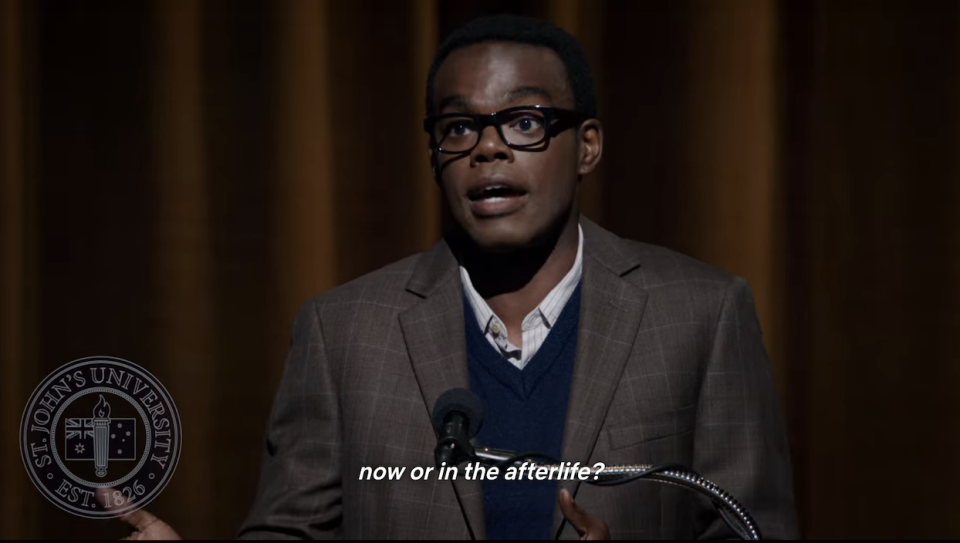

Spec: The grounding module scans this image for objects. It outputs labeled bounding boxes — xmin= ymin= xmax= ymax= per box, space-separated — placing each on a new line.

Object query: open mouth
xmin=467 ymin=184 xmax=528 ymax=203
xmin=466 ymin=183 xmax=529 ymax=217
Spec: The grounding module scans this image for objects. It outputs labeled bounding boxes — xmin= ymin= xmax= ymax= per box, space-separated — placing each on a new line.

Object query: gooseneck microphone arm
xmin=473 ymin=447 xmax=761 ymax=541
xmin=432 ymin=389 xmax=762 ymax=541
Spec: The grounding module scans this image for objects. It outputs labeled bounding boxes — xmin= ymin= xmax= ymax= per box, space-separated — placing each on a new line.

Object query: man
xmin=122 ymin=14 xmax=798 ymax=540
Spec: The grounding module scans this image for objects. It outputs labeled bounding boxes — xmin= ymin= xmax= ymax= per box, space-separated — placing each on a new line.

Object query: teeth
xmin=469 ymin=184 xmax=524 ymax=201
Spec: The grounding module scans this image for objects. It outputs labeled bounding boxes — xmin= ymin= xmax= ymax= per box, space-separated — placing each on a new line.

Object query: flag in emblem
xmin=64 ymin=418 xmax=137 ymax=461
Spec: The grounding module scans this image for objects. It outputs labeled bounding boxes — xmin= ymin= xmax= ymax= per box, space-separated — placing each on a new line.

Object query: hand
xmin=559 ymin=488 xmax=610 ymax=540
xmin=117 ymin=509 xmax=182 ymax=541
xmin=96 ymin=488 xmax=181 ymax=540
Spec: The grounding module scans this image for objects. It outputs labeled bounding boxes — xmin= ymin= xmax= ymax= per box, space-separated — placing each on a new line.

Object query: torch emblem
xmin=93 ymin=395 xmax=111 ymax=477
xmin=63 ymin=394 xmax=137 ymax=477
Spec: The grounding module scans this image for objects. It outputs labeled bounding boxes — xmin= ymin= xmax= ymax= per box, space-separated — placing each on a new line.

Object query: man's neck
xmin=458 ymin=212 xmax=580 ymax=343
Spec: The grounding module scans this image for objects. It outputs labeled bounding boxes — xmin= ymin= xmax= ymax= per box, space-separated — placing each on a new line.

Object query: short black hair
xmin=425 ymin=14 xmax=597 ymax=118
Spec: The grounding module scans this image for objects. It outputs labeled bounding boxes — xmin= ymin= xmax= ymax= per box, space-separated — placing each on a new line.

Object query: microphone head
xmin=432 ymin=388 xmax=484 ymax=439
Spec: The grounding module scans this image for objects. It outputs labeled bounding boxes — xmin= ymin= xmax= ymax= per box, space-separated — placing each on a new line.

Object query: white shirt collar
xmin=460 ymin=224 xmax=583 ymax=350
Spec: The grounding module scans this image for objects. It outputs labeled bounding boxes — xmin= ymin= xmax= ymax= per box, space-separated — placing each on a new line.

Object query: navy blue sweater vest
xmin=463 ymin=283 xmax=581 ymax=540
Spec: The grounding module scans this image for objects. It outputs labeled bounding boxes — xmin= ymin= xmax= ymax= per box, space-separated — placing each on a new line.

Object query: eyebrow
xmin=438 ymin=95 xmax=470 ymax=112
xmin=436 ymin=86 xmax=554 ymax=113
xmin=504 ymin=86 xmax=553 ymax=103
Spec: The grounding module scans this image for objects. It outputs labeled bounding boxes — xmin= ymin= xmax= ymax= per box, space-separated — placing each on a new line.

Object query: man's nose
xmin=471 ymin=125 xmax=513 ymax=164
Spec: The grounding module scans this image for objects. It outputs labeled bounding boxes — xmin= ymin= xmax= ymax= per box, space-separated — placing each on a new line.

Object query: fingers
xmin=558 ymin=488 xmax=587 ymax=539
xmin=119 ymin=508 xmax=161 ymax=533
xmin=558 ymin=488 xmax=611 ymax=541
xmin=96 ymin=486 xmax=162 ymax=540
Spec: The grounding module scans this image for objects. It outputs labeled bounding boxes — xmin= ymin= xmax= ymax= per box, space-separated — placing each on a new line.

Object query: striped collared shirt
xmin=460 ymin=224 xmax=583 ymax=371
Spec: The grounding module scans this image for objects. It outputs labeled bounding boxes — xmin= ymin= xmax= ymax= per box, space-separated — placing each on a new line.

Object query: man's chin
xmin=464 ymin=222 xmax=537 ymax=254
xmin=449 ymin=205 xmax=575 ymax=256
xmin=469 ymin=234 xmax=534 ymax=254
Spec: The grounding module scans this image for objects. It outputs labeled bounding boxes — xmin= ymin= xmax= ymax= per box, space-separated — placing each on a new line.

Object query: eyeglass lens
xmin=434 ymin=109 xmax=547 ymax=152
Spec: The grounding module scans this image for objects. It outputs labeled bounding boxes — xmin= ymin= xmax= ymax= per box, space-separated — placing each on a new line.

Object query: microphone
xmin=431 ymin=388 xmax=484 ymax=469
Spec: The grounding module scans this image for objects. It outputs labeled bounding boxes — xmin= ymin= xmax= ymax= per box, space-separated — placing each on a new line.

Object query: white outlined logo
xmin=20 ymin=357 xmax=181 ymax=519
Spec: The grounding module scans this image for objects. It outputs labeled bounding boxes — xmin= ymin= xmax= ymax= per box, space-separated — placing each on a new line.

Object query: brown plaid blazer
xmin=237 ymin=217 xmax=799 ymax=540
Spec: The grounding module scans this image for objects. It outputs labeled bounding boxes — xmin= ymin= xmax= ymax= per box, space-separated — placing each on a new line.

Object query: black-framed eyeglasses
xmin=423 ymin=105 xmax=589 ymax=154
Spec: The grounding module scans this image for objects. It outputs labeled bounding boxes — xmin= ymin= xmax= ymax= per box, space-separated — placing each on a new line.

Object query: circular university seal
xmin=20 ymin=356 xmax=182 ymax=519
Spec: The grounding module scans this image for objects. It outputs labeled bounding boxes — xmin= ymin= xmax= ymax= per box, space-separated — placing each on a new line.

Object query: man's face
xmin=430 ymin=42 xmax=595 ymax=251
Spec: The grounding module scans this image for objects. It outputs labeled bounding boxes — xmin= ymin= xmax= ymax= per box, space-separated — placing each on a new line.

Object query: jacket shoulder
xmin=613 ymin=237 xmax=758 ymax=331
xmin=308 ymin=252 xmax=423 ymax=310
xmin=582 ymin=217 xmax=741 ymax=292
xmin=619 ymin=237 xmax=740 ymax=292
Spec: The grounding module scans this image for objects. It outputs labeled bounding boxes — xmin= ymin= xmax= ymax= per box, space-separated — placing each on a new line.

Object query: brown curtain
xmin=2 ymin=0 xmax=959 ymax=538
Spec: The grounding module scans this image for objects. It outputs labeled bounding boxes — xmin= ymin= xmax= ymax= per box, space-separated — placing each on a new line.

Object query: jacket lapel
xmin=554 ymin=218 xmax=648 ymax=535
xmin=399 ymin=240 xmax=486 ymax=540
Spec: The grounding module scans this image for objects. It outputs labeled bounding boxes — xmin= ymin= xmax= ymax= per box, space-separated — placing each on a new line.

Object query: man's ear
xmin=577 ymin=119 xmax=603 ymax=176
